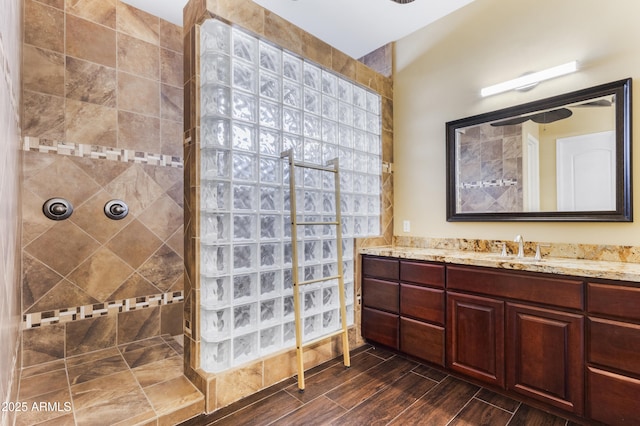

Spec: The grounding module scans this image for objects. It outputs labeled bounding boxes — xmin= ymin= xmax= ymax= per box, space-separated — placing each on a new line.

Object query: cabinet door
xmin=362 ymin=307 xmax=399 ymax=349
xmin=506 ymin=303 xmax=584 ymax=416
xmin=447 ymin=292 xmax=505 ymax=387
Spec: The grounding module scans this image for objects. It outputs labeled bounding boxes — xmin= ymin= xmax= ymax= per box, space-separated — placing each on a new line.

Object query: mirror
xmin=446 ymin=78 xmax=632 ymax=222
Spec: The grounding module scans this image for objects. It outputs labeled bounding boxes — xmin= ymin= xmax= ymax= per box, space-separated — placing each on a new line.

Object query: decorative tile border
xmin=23 ymin=291 xmax=185 ymax=329
xmin=23 ymin=136 xmax=184 ymax=168
xmin=460 ymin=178 xmax=517 ymax=189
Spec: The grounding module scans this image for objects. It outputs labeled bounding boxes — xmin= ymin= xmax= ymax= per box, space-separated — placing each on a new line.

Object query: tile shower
xmin=197 ymin=19 xmax=383 ymax=373
xmin=20 ymin=0 xmax=185 ymax=368
xmin=13 ymin=1 xmax=202 ymax=423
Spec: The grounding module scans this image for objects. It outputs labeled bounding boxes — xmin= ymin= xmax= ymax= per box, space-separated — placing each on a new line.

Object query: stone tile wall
xmin=456 ymin=123 xmax=523 ymax=213
xmin=0 ymin=0 xmax=23 ymax=424
xmin=21 ymin=0 xmax=185 ymax=366
xmin=23 ymin=0 xmax=183 ymax=157
xmin=359 ymin=43 xmax=393 ymax=78
xmin=182 ymin=0 xmax=394 ymax=413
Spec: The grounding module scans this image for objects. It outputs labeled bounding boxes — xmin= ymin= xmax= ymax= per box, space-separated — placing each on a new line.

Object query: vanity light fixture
xmin=480 ymin=61 xmax=579 ymax=97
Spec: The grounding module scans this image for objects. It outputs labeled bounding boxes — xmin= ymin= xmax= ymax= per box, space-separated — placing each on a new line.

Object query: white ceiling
xmin=122 ymin=0 xmax=475 ymax=58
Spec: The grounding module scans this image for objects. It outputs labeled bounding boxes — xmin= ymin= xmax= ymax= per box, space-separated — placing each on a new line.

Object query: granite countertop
xmin=360 ymin=246 xmax=640 ymax=283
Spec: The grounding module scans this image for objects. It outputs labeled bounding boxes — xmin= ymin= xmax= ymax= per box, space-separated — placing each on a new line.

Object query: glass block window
xmin=199 ymin=19 xmax=382 ymax=373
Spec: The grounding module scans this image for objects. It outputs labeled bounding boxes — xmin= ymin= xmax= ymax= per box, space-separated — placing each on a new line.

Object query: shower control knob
xmin=110 ymin=204 xmax=126 ymax=215
xmin=43 ymin=198 xmax=73 ymax=220
xmin=51 ymin=203 xmax=67 ymax=215
xmin=104 ymin=200 xmax=129 ymax=220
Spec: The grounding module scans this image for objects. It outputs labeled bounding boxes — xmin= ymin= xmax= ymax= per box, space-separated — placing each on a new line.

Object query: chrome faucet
xmin=514 ymin=235 xmax=524 ymax=258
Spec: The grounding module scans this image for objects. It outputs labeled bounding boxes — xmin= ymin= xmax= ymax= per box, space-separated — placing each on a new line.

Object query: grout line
xmin=409 ymin=367 xmax=446 ymax=383
xmin=443 ymin=387 xmax=483 ymax=426
xmin=505 ymin=402 xmax=523 ymax=425
xmin=63 ymin=358 xmax=77 ymax=425
xmin=385 ymin=373 xmax=441 ymax=425
xmin=473 ymin=395 xmax=519 ymax=415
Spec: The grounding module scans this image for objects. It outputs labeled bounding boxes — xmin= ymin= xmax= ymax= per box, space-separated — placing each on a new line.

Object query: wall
xmin=21 ymin=0 xmax=184 ymax=366
xmin=394 ymin=0 xmax=640 ymax=245
xmin=0 ymin=0 xmax=23 ymax=422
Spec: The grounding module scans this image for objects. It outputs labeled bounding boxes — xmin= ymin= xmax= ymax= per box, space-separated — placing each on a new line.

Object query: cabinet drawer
xmin=588 ymin=366 xmax=640 ymax=425
xmin=400 ymin=317 xmax=445 ymax=366
xmin=362 ymin=278 xmax=399 ymax=313
xmin=447 ymin=265 xmax=584 ymax=310
xmin=362 ymin=256 xmax=399 ymax=280
xmin=400 ymin=261 xmax=445 ymax=288
xmin=362 ymin=307 xmax=398 ymax=349
xmin=589 ymin=317 xmax=640 ymax=376
xmin=400 ymin=284 xmax=444 ymax=325
xmin=588 ymin=283 xmax=640 ymax=322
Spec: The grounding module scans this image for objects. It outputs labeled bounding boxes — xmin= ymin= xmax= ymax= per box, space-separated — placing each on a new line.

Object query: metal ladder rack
xmin=280 ymin=148 xmax=351 ymax=392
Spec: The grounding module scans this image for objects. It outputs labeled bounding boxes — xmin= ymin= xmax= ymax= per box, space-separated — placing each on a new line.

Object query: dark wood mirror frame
xmin=446 ymin=78 xmax=632 ymax=222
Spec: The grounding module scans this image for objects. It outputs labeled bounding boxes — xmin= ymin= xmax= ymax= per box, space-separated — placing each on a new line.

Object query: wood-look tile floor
xmin=15 ymin=334 xmax=203 ymax=426
xmin=181 ymin=345 xmax=580 ymax=426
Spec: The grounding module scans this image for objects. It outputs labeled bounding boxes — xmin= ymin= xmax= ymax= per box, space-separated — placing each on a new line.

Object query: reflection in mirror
xmin=446 ymin=79 xmax=632 ymax=222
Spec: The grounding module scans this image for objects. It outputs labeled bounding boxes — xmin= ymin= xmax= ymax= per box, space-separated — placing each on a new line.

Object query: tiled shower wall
xmin=0 ymin=0 xmax=23 ymax=423
xmin=21 ymin=0 xmax=185 ymax=366
xmin=456 ymin=123 xmax=523 ymax=213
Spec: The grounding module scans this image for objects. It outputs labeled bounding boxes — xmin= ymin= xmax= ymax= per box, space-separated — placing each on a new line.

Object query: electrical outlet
xmin=403 ymin=220 xmax=410 ymax=232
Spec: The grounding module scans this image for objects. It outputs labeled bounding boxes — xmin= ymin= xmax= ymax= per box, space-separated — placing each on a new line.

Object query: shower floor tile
xmin=15 ymin=334 xmax=203 ymax=426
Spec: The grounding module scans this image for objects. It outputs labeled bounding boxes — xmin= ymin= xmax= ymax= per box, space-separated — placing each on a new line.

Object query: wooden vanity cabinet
xmin=447 ymin=265 xmax=585 ymax=416
xmin=587 ymin=282 xmax=640 ymax=425
xmin=359 ymin=255 xmax=627 ymax=420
